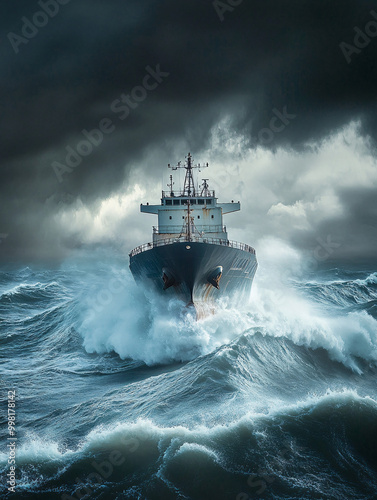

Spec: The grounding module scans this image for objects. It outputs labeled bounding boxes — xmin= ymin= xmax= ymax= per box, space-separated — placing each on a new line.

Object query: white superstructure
xmin=140 ymin=153 xmax=240 ymax=244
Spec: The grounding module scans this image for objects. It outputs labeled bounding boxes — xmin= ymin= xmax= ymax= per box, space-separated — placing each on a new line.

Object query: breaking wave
xmin=1 ymin=259 xmax=377 ymax=499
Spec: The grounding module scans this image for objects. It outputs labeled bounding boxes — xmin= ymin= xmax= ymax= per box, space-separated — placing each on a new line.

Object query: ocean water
xmin=1 ymin=253 xmax=377 ymax=499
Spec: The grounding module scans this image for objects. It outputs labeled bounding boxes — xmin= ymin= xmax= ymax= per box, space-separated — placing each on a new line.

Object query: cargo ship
xmin=129 ymin=153 xmax=257 ymax=316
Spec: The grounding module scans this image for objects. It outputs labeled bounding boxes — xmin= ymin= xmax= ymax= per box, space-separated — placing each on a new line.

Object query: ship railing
xmin=161 ymin=190 xmax=216 ymax=198
xmin=153 ymin=225 xmax=226 ymax=234
xmin=129 ymin=237 xmax=256 ymax=257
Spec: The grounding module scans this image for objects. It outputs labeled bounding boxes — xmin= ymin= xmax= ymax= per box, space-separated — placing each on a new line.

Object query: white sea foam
xmin=1 ymin=390 xmax=375 ymax=470
xmin=0 ymin=281 xmax=61 ymax=300
xmin=354 ymin=272 xmax=377 ymax=286
xmin=78 ymin=244 xmax=377 ymax=370
xmin=0 ymin=437 xmax=73 ymax=466
xmin=79 ymin=269 xmax=252 ymax=365
xmin=247 ymin=241 xmax=377 ymax=372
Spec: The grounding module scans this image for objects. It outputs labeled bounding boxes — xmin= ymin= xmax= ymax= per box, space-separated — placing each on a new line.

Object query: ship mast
xmin=179 ymin=199 xmax=195 ymax=241
xmin=169 ymin=152 xmax=208 ymax=197
xmin=187 ymin=200 xmax=191 ymax=241
xmin=167 ymin=174 xmax=174 ymax=197
xmin=200 ymin=178 xmax=211 ymax=197
xmin=183 ymin=153 xmax=195 ymax=196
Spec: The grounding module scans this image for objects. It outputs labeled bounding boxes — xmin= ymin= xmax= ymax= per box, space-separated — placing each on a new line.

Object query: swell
xmin=2 ymin=332 xmax=376 ymax=470
xmin=1 ymin=392 xmax=376 ymax=500
xmin=1 ymin=265 xmax=377 ymax=499
xmin=0 ymin=301 xmax=79 ymax=356
xmin=0 ymin=282 xmax=64 ymax=304
xmin=297 ymin=272 xmax=377 ymax=309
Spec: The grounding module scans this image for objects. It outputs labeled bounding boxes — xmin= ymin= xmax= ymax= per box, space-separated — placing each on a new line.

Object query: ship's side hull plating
xmin=129 ymin=241 xmax=257 ymax=308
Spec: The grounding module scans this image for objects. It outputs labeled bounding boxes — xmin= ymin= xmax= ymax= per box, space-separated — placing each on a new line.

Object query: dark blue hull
xmin=129 ymin=241 xmax=257 ymax=309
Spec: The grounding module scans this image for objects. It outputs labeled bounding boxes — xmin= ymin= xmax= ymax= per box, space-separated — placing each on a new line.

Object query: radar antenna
xmin=167 ymin=174 xmax=174 ymax=197
xmin=200 ymin=179 xmax=211 ymax=197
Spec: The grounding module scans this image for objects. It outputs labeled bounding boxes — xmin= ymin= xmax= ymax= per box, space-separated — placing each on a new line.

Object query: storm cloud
xmin=0 ymin=0 xmax=376 ymax=262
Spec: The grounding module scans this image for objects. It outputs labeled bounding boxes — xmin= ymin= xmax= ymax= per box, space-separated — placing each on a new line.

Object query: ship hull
xmin=129 ymin=241 xmax=257 ymax=312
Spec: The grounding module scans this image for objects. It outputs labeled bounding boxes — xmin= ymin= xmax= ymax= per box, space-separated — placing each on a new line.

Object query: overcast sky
xmin=1 ymin=0 xmax=377 ymax=264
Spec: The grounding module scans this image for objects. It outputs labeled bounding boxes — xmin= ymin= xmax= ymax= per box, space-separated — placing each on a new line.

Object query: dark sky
xmin=1 ymin=0 xmax=377 ymax=263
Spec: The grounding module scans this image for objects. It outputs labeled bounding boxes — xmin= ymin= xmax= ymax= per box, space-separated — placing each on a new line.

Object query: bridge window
xmin=165 ymin=199 xmax=172 ymax=205
xmin=191 ymin=199 xmax=196 ymax=204
xmin=206 ymin=199 xmax=212 ymax=204
xmin=198 ymin=199 xmax=205 ymax=205
xmin=173 ymin=199 xmax=180 ymax=205
xmin=181 ymin=199 xmax=188 ymax=205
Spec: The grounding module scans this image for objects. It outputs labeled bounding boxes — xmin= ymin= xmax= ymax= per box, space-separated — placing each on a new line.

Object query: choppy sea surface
xmin=1 ymin=254 xmax=377 ymax=499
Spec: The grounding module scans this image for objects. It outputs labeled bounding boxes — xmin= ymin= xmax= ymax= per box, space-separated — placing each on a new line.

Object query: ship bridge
xmin=140 ymin=153 xmax=240 ymax=244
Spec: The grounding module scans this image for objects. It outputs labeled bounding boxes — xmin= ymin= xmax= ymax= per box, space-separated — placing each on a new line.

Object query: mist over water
xmin=1 ymin=247 xmax=377 ymax=499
